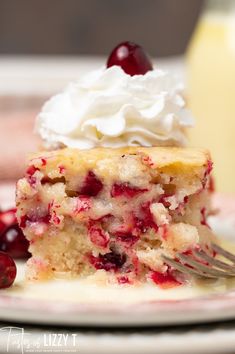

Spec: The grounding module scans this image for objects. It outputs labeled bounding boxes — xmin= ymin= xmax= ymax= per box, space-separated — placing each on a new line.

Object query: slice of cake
xmin=16 ymin=146 xmax=215 ymax=285
xmin=15 ymin=42 xmax=217 ymax=288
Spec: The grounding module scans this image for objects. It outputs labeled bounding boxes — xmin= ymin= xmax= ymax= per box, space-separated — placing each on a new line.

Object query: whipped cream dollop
xmin=36 ymin=66 xmax=193 ymax=149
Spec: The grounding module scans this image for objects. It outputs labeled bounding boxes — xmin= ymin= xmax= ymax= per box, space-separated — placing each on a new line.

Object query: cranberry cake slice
xmin=16 ymin=147 xmax=215 ymax=285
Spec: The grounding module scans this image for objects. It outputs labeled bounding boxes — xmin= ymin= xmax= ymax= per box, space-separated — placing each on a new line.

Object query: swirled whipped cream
xmin=36 ymin=66 xmax=193 ymax=149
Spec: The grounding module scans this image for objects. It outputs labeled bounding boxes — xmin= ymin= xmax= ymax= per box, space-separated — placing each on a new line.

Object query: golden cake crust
xmin=28 ymin=147 xmax=210 ymax=176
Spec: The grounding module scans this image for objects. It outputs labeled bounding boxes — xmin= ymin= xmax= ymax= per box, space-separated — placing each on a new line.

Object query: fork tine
xmin=178 ymin=253 xmax=234 ymax=278
xmin=162 ymin=255 xmax=218 ymax=279
xmin=193 ymin=249 xmax=235 ymax=273
xmin=211 ymin=243 xmax=235 ymax=264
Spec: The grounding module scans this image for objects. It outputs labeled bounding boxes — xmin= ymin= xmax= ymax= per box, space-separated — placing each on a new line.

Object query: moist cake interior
xmin=16 ymin=147 xmax=215 ymax=286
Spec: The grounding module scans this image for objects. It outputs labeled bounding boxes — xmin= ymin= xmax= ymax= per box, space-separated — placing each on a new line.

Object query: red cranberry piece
xmin=134 ymin=202 xmax=158 ymax=233
xmin=107 ymin=41 xmax=153 ymax=76
xmin=38 ymin=214 xmax=51 ymax=224
xmin=26 ymin=165 xmax=39 ymax=176
xmin=41 ymin=158 xmax=47 ymax=166
xmin=158 ymin=189 xmax=175 ymax=208
xmin=19 ymin=213 xmax=50 ymax=228
xmin=74 ymin=196 xmax=91 ymax=214
xmin=158 ymin=195 xmax=171 ymax=208
xmin=117 ymin=275 xmax=131 ymax=284
xmin=26 ymin=169 xmax=39 ymax=187
xmin=0 ymin=251 xmax=17 ymax=288
xmin=206 ymin=160 xmax=213 ymax=175
xmin=142 ymin=155 xmax=154 ymax=167
xmin=151 ymin=270 xmax=182 ymax=289
xmin=200 ymin=207 xmax=211 ymax=228
xmin=202 ymin=160 xmax=214 ymax=189
xmin=19 ymin=215 xmax=28 ymax=228
xmin=0 ymin=223 xmax=30 ymax=259
xmin=88 ymin=225 xmax=109 ymax=248
xmin=116 ymin=233 xmax=139 ymax=247
xmin=80 ymin=171 xmax=103 ymax=197
xmin=111 ymin=183 xmax=147 ymax=198
xmin=200 ymin=207 xmax=207 ymax=226
xmin=58 ymin=165 xmax=65 ymax=174
xmin=89 ymin=251 xmax=126 ymax=271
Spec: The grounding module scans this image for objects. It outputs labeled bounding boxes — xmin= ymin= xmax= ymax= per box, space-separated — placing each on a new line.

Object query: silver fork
xmin=163 ymin=243 xmax=235 ymax=279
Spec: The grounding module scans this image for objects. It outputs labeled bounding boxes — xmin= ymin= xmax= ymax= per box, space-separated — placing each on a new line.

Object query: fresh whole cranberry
xmin=107 ymin=41 xmax=153 ymax=76
xmin=0 ymin=208 xmax=17 ymax=233
xmin=0 ymin=251 xmax=17 ymax=288
xmin=0 ymin=223 xmax=30 ymax=259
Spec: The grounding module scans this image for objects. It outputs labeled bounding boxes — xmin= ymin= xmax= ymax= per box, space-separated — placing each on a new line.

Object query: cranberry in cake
xmin=16 ymin=147 xmax=215 ymax=284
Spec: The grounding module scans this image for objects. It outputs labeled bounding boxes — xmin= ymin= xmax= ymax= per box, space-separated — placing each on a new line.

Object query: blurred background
xmin=0 ymin=0 xmax=235 ymax=194
xmin=0 ymin=0 xmax=203 ymax=56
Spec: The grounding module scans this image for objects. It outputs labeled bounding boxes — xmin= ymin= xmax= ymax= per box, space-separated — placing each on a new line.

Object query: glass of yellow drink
xmin=187 ymin=0 xmax=235 ymax=194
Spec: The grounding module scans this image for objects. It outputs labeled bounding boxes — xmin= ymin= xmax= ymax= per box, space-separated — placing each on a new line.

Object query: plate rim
xmin=1 ymin=288 xmax=235 ymax=326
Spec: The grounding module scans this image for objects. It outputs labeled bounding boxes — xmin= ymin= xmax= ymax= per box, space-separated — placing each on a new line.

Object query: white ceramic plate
xmin=1 ymin=184 xmax=235 ymax=327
